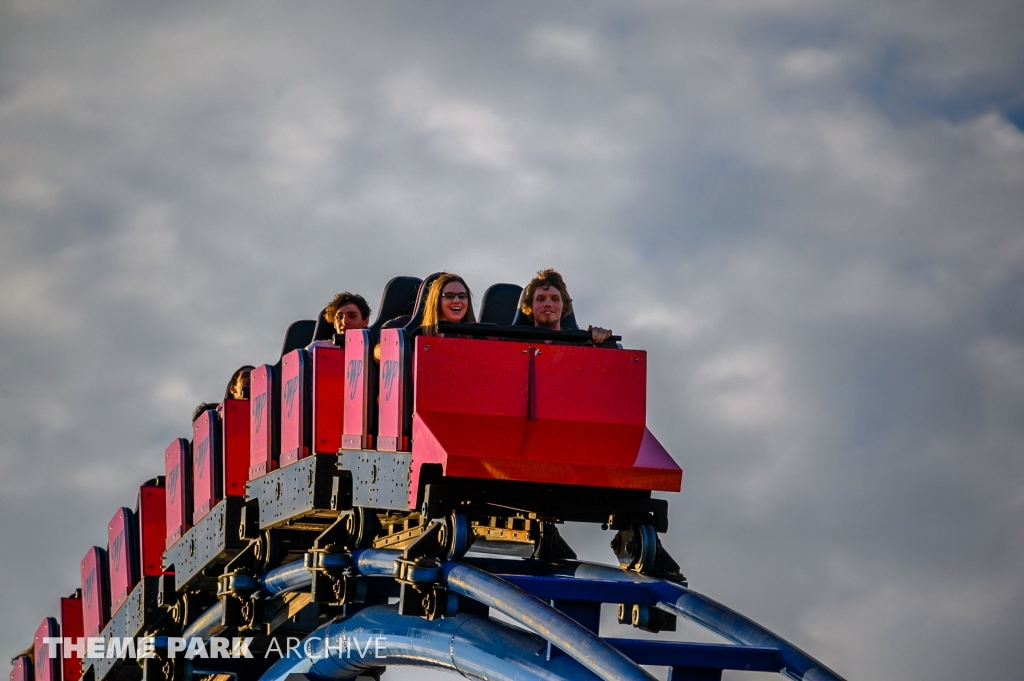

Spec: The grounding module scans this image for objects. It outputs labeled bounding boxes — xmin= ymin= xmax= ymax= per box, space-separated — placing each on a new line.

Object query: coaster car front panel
xmin=409 ymin=336 xmax=682 ymax=508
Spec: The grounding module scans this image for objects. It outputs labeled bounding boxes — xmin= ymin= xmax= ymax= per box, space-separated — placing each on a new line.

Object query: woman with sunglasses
xmin=420 ymin=272 xmax=476 ymax=335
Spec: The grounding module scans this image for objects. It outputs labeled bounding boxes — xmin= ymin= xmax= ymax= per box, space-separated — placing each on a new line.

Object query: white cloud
xmin=526 ymin=25 xmax=601 ymax=67
xmin=691 ymin=347 xmax=792 ymax=430
xmin=382 ymin=69 xmax=522 ymax=171
xmin=777 ymin=48 xmax=843 ymax=82
xmin=262 ymin=86 xmax=353 ymax=190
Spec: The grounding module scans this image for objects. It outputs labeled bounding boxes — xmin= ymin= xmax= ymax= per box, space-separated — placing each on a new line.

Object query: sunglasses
xmin=441 ymin=292 xmax=469 ymax=301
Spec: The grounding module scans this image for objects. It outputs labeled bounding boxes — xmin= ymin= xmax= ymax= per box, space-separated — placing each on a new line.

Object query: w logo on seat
xmin=253 ymin=392 xmax=267 ymax=433
xmin=111 ymin=532 xmax=124 ymax=567
xmin=167 ymin=466 xmax=179 ymax=504
xmin=347 ymin=360 xmax=363 ymax=401
xmin=84 ymin=572 xmax=95 ymax=604
xmin=283 ymin=377 xmax=300 ymax=418
xmin=382 ymin=360 xmax=399 ymax=402
xmin=195 ymin=438 xmax=208 ymax=477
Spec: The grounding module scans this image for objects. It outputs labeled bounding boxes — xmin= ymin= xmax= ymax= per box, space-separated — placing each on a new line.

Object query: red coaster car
xmin=246 ymin=276 xmax=683 ymax=576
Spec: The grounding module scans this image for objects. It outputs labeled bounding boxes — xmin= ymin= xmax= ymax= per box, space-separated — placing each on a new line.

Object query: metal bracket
xmin=305 ymin=551 xmax=366 ymax=606
xmin=393 ymin=522 xmax=459 ymax=619
xmin=304 ymin=513 xmax=375 ymax=606
xmin=617 ymin=602 xmax=678 ymax=633
xmin=162 ymin=497 xmax=246 ymax=590
xmin=141 ymin=650 xmax=189 ymax=681
xmin=84 ymin=577 xmax=164 ymax=681
xmin=247 ymin=455 xmax=341 ymax=531
xmin=239 ymin=498 xmax=261 ymax=541
xmin=339 ymin=450 xmax=412 ymax=510
xmin=217 ymin=542 xmax=263 ymax=630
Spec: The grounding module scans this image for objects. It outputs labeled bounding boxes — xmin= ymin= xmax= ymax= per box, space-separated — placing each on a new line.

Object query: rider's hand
xmin=589 ymin=325 xmax=613 ymax=344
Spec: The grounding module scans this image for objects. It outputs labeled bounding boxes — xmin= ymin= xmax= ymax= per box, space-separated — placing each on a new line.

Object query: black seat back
xmin=280 ymin=319 xmax=316 ymax=357
xmin=370 ymin=276 xmax=422 ymax=342
xmin=511 ymin=288 xmax=579 ymax=330
xmin=478 ymin=283 xmax=523 ymax=326
xmin=403 ymin=272 xmax=446 ymax=332
xmin=311 ymin=309 xmax=333 ymax=342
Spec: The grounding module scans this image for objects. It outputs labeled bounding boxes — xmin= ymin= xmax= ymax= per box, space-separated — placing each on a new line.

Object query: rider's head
xmin=522 ymin=269 xmax=573 ymax=330
xmin=325 ymin=292 xmax=371 ymax=334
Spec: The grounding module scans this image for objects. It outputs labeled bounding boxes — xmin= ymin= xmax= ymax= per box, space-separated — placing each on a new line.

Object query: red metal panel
xmin=312 ymin=345 xmax=345 ymax=454
xmin=342 ymin=330 xmax=374 ymax=450
xmin=376 ymin=329 xmax=407 ymax=451
xmin=33 ymin=618 xmax=59 ymax=681
xmin=414 ymin=337 xmax=529 ymax=416
xmin=408 ymin=336 xmax=528 ymax=503
xmin=59 ymin=595 xmax=83 ymax=681
xmin=106 ymin=508 xmax=138 ymax=614
xmin=411 ymin=416 xmax=679 ymax=491
xmin=10 ymin=658 xmax=31 ymax=681
xmin=192 ymin=410 xmax=220 ymax=520
xmin=408 ymin=336 xmax=681 ymax=505
xmin=136 ymin=482 xmax=167 ymax=577
xmin=533 ymin=345 xmax=647 ymax=424
xmin=249 ymin=364 xmax=277 ymax=479
xmin=79 ymin=547 xmax=109 ymax=639
xmin=220 ymin=399 xmax=249 ymax=496
xmin=280 ymin=349 xmax=309 ymax=466
xmin=164 ymin=438 xmax=191 ymax=548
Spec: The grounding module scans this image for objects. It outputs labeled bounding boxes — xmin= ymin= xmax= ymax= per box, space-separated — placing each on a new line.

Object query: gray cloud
xmin=2 ymin=2 xmax=1023 ymax=679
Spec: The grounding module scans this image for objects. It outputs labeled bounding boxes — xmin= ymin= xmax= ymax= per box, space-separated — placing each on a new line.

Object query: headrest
xmin=511 ymin=288 xmax=579 ymax=330
xmin=311 ymin=308 xmax=333 ymax=342
xmin=403 ymin=272 xmax=446 ymax=331
xmin=478 ymin=283 xmax=523 ymax=325
xmin=370 ymin=276 xmax=423 ymax=334
xmin=280 ymin=319 xmax=316 ymax=357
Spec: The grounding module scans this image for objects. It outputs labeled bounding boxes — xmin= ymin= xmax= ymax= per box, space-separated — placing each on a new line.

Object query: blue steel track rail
xmin=181 ymin=549 xmax=845 ymax=681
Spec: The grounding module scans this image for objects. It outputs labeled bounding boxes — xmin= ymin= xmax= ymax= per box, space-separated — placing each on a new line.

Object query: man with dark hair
xmin=192 ymin=402 xmax=219 ymax=422
xmin=325 ymin=292 xmax=371 ymax=334
xmin=225 ymin=365 xmax=254 ymax=400
xmin=521 ymin=269 xmax=613 ymax=344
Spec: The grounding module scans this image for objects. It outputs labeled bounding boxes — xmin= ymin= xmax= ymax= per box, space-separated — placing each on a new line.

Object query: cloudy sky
xmin=1 ymin=1 xmax=1023 ymax=679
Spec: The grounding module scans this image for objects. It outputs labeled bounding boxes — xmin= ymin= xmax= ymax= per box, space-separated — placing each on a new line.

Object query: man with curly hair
xmin=521 ymin=269 xmax=613 ymax=344
xmin=325 ymin=291 xmax=371 ymax=334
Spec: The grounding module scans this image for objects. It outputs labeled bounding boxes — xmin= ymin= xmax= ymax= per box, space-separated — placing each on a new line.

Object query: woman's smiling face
xmin=440 ymin=281 xmax=468 ymax=322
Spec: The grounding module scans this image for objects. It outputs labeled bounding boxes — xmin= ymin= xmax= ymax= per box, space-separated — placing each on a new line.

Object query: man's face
xmin=333 ymin=303 xmax=368 ymax=333
xmin=532 ymin=286 xmax=563 ymax=329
